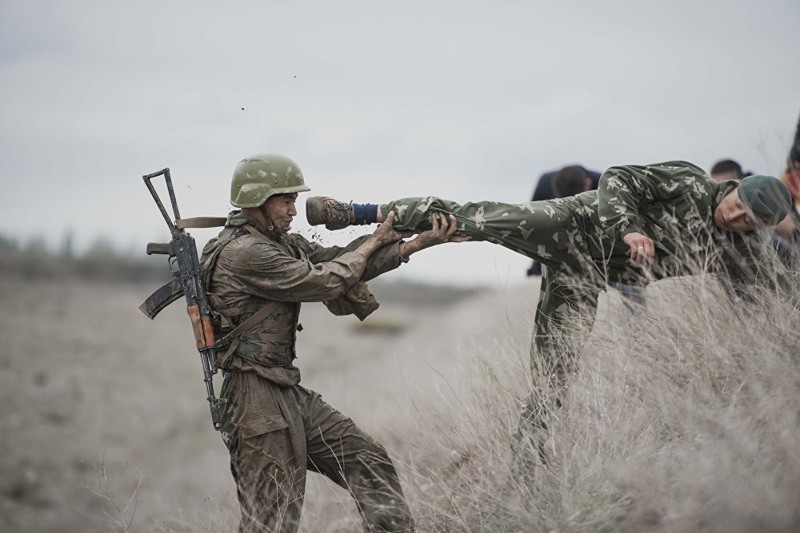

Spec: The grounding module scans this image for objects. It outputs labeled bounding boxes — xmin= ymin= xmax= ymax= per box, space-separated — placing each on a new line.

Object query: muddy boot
xmin=306 ymin=196 xmax=354 ymax=230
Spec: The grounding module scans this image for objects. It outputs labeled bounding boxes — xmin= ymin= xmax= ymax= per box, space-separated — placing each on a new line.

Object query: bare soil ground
xmin=0 ymin=276 xmax=519 ymax=532
xmin=3 ymin=273 xmax=798 ymax=532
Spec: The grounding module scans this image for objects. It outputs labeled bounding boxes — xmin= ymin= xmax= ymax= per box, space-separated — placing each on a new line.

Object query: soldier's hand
xmin=370 ymin=211 xmax=411 ymax=247
xmin=623 ymin=231 xmax=655 ymax=264
xmin=396 ymin=212 xmax=470 ymax=262
xmin=421 ymin=212 xmax=470 ymax=246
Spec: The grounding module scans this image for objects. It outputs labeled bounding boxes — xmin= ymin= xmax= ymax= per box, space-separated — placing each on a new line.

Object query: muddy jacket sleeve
xmin=297 ymin=236 xmax=403 ymax=281
xmin=219 ymin=235 xmax=374 ymax=303
xmin=597 ymin=161 xmax=709 ymax=238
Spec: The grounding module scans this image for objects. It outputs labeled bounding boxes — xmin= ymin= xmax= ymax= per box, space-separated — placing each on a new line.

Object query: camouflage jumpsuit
xmin=200 ymin=212 xmax=414 ymax=533
xmin=380 ymin=161 xmax=762 ymax=446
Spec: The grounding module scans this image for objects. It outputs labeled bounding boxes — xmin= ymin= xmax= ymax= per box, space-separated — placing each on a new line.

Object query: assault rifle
xmin=138 ymin=168 xmax=226 ymax=431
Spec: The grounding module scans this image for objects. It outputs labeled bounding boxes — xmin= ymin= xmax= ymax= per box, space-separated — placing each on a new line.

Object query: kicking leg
xmin=307 ymin=195 xmax=581 ymax=263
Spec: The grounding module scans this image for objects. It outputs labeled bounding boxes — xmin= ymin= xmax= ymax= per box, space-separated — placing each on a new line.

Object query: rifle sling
xmin=215 ymin=305 xmax=277 ymax=349
xmin=242 ymin=224 xmax=263 ymax=237
xmin=176 ymin=217 xmax=228 ymax=229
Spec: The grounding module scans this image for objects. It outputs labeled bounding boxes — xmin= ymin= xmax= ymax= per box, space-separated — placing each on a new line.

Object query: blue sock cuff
xmin=352 ymin=203 xmax=378 ymax=225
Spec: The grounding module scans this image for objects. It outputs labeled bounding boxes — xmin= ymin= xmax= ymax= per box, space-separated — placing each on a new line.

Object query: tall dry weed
xmin=399 ymin=253 xmax=800 ymax=532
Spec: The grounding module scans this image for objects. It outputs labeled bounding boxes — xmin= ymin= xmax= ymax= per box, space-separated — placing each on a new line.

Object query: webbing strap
xmin=176 ymin=217 xmax=228 ymax=229
xmin=214 ymin=224 xmax=277 ymax=348
xmin=215 ymin=305 xmax=277 ymax=348
xmin=242 ymin=224 xmax=262 ymax=237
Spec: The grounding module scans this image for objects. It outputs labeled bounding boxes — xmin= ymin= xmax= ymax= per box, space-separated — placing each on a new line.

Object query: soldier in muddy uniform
xmin=306 ymin=161 xmax=793 ymax=463
xmin=200 ymin=153 xmax=460 ymax=532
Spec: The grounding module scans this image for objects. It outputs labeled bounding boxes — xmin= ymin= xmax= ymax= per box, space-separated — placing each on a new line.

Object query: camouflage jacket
xmin=562 ymin=161 xmax=771 ymax=283
xmin=199 ymin=211 xmax=402 ymax=386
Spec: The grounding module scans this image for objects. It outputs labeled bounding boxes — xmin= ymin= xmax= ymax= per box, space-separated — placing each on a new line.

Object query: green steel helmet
xmin=230 ymin=153 xmax=310 ymax=208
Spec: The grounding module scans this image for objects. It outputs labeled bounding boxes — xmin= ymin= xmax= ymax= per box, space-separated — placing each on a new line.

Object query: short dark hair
xmin=710 ymin=159 xmax=744 ymax=180
xmin=553 ymin=165 xmax=590 ymax=197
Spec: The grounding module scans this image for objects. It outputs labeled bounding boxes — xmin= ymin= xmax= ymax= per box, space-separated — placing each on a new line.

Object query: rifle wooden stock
xmin=187 ymin=304 xmax=216 ymax=351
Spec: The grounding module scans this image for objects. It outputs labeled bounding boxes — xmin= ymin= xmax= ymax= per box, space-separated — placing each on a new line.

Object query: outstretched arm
xmin=228 ymin=212 xmax=407 ymax=303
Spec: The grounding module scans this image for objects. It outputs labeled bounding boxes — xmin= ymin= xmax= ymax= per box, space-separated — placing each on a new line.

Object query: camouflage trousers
xmin=219 ymin=371 xmax=414 ymax=532
xmin=382 ymin=196 xmax=632 ymax=463
xmin=381 ymin=195 xmax=620 ymax=362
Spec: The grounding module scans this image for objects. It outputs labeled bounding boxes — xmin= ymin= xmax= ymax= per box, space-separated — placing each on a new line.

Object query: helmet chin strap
xmin=258 ymin=203 xmax=286 ymax=237
xmin=259 ymin=205 xmax=274 ymax=230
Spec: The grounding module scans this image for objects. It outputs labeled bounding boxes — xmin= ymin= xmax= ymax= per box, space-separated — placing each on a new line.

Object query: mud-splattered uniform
xmin=380 ymin=161 xmax=766 ymax=429
xmin=200 ymin=211 xmax=414 ymax=533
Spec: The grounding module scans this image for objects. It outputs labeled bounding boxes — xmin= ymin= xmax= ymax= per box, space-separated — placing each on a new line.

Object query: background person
xmin=710 ymin=159 xmax=747 ymax=181
xmin=773 ymin=115 xmax=800 ymax=267
xmin=527 ymin=165 xmax=600 ymax=276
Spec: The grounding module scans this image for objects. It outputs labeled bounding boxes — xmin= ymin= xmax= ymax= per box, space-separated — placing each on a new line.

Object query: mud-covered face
xmin=713 ymin=190 xmax=759 ymax=233
xmin=262 ymin=193 xmax=298 ymax=234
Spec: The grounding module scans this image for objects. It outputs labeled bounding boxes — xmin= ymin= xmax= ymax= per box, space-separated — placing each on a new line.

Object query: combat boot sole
xmin=306 ymin=196 xmax=353 ymax=230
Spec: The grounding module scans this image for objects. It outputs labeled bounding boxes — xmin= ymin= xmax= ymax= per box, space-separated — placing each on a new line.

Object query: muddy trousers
xmin=219 ymin=372 xmax=415 ymax=533
xmin=381 ymin=196 xmax=606 ymax=462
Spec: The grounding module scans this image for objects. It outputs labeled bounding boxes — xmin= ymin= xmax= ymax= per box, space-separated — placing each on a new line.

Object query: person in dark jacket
xmin=527 ymin=165 xmax=601 ymax=276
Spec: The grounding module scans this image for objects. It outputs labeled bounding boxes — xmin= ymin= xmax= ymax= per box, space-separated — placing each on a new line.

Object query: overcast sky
xmin=1 ymin=0 xmax=798 ymax=287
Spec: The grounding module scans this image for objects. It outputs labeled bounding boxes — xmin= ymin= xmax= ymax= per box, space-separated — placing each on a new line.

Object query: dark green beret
xmin=737 ymin=175 xmax=792 ymax=225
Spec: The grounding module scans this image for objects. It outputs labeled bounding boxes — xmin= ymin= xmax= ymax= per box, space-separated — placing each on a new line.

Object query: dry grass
xmin=384 ymin=272 xmax=800 ymax=533
xmin=1 ymin=265 xmax=798 ymax=532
